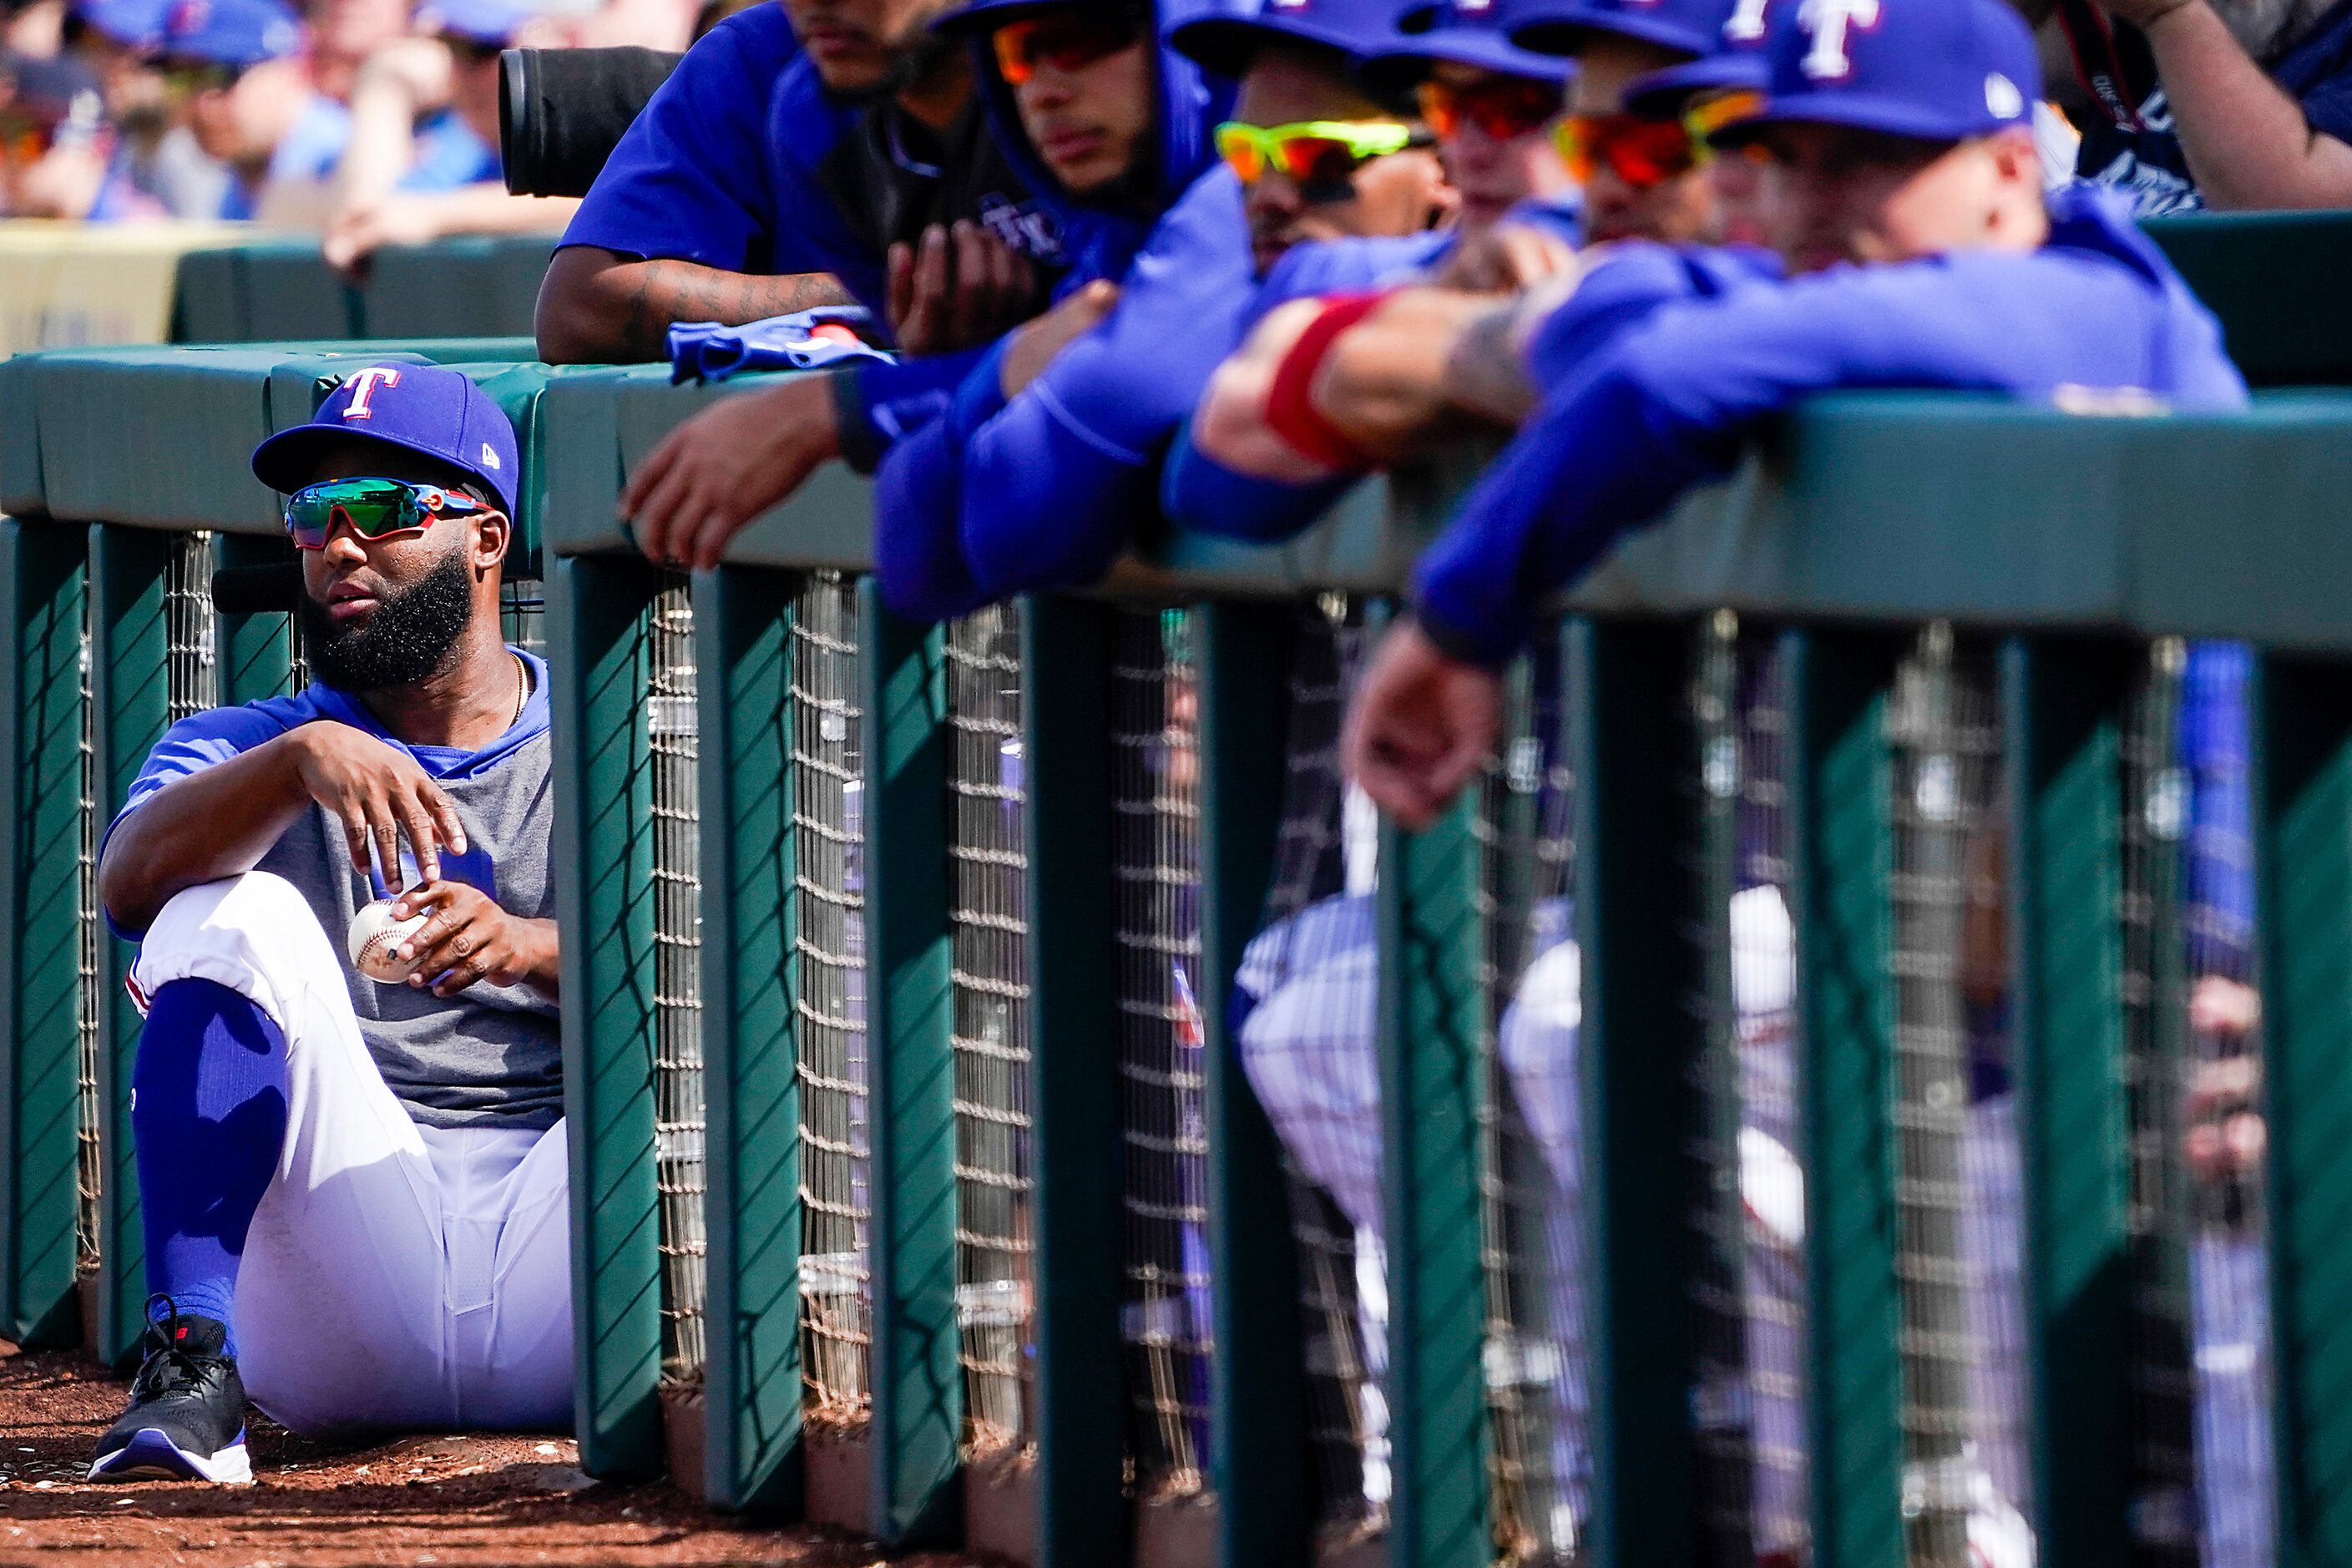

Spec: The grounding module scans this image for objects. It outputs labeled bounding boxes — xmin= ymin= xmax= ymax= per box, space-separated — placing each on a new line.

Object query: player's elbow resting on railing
xmin=534 ymin=245 xmax=647 ymax=365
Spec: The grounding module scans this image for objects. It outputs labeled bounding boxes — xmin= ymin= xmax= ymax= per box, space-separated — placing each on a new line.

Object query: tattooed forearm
xmin=535 ymin=245 xmax=853 ymax=363
xmin=1440 ymin=301 xmax=1538 ymax=427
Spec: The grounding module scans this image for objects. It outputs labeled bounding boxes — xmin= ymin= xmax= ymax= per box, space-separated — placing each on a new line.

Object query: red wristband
xmin=1262 ymin=291 xmax=1394 ymax=472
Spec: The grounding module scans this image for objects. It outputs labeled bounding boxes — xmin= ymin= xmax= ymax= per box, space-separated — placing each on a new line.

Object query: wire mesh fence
xmin=1237 ymin=596 xmax=1388 ymax=1545
xmin=1884 ymin=625 xmax=2032 ymax=1568
xmin=791 ymin=571 xmax=872 ymax=1422
xmin=946 ymin=605 xmax=1035 ymax=1454
xmin=647 ymin=578 xmax=707 ymax=1387
xmin=1479 ymin=627 xmax=1586 ymax=1564
xmin=74 ymin=594 xmax=99 ymax=1282
xmin=1109 ymin=607 xmax=1212 ymax=1500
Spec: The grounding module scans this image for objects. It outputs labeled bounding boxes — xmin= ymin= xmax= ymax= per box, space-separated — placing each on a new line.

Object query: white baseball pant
xmin=130 ymin=871 xmax=574 ymax=1439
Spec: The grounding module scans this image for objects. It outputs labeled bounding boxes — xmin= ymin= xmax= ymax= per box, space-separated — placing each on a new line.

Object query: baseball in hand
xmin=348 ymin=899 xmax=430 ymax=984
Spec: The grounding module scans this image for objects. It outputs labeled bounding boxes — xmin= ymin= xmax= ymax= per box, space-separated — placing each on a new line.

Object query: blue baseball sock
xmin=132 ymin=979 xmax=289 ymax=1359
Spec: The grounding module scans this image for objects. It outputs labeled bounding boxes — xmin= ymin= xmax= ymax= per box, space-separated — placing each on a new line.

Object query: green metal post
xmin=88 ymin=521 xmax=172 ymax=1368
xmin=1568 ymin=615 xmax=1705 ymax=1568
xmin=2251 ymin=653 xmax=2352 ymax=1567
xmin=1783 ymin=627 xmax=1908 ymax=1568
xmin=548 ymin=551 xmax=665 ymax=1479
xmin=2002 ymin=635 xmax=2137 ymax=1568
xmin=1019 ymin=594 xmax=1128 ymax=1566
xmin=1378 ymin=662 xmax=1490 ymax=1568
xmin=857 ymin=579 xmax=964 ymax=1544
xmin=0 ymin=518 xmax=88 ymax=1347
xmin=691 ymin=563 xmax=804 ymax=1511
xmin=214 ymin=534 xmax=296 ymax=704
xmin=1196 ymin=601 xmax=1310 ymax=1568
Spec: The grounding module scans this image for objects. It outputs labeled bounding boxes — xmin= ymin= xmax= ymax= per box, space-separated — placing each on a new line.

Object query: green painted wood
xmin=2142 ymin=213 xmax=2352 ymax=387
xmin=214 ymin=534 xmax=296 ymax=704
xmin=0 ymin=519 xmax=88 ymax=1348
xmin=1019 ymin=595 xmax=1129 ymax=1566
xmin=2001 ymin=636 xmax=2137 ymax=1568
xmin=359 ymin=238 xmax=551 ymax=341
xmin=1378 ymin=718 xmax=1490 ymax=1568
xmin=1568 ymin=615 xmax=1705 ymax=1568
xmin=1196 ymin=601 xmax=1310 ymax=1568
xmin=692 ymin=564 xmax=806 ymax=1511
xmin=1783 ymin=627 xmax=1908 ymax=1568
xmin=2250 ymin=655 xmax=2352 ymax=1568
xmin=547 ymin=551 xmax=665 ymax=1479
xmin=88 ymin=522 xmax=173 ymax=1368
xmin=857 ymin=580 xmax=963 ymax=1544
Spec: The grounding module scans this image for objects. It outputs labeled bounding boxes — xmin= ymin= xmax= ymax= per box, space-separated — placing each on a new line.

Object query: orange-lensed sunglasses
xmin=991 ymin=9 xmax=1143 ymax=85
xmin=1415 ymin=75 xmax=1564 ymax=143
xmin=1553 ymin=89 xmax=1766 ymax=187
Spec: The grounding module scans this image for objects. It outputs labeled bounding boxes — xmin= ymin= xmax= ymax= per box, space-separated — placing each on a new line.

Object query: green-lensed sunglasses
xmin=282 ymin=478 xmax=496 ymax=551
xmin=1213 ymin=119 xmax=1425 ymax=193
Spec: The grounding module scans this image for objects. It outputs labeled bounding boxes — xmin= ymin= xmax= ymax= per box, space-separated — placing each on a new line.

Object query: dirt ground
xmin=0 ymin=1348 xmax=999 ymax=1568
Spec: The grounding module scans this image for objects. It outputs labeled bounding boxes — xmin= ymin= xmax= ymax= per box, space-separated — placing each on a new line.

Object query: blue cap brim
xmin=1707 ymin=90 xmax=1994 ymax=148
xmin=1358 ymin=26 xmax=1574 ymax=91
xmin=251 ymin=425 xmax=518 ymax=517
xmin=1507 ymin=2 xmax=1708 ymax=58
xmin=1622 ymin=53 xmax=1764 ymax=118
xmin=1166 ymin=14 xmax=1374 ymax=76
xmin=933 ymin=0 xmax=1084 ymax=36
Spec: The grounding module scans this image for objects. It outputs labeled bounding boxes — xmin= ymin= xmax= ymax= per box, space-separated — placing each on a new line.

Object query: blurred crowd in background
xmin=0 ymin=0 xmax=751 ymax=270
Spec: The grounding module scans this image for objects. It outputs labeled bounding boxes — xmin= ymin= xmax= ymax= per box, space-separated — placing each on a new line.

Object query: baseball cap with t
xmin=158 ymin=0 xmax=301 ymax=68
xmin=1710 ymin=0 xmax=2041 ymax=147
xmin=251 ymin=363 xmax=521 ymax=516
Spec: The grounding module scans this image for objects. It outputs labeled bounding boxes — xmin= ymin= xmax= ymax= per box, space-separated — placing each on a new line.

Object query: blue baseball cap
xmin=158 ymin=0 xmax=301 ymax=68
xmin=1621 ymin=0 xmax=1768 ymax=119
xmin=1510 ymin=0 xmax=1733 ymax=58
xmin=1167 ymin=0 xmax=1410 ymax=80
xmin=69 ymin=0 xmax=169 ymax=48
xmin=1712 ymin=0 xmax=2040 ymax=146
xmin=1361 ymin=0 xmax=1574 ymax=91
xmin=251 ymin=364 xmax=521 ymax=516
xmin=417 ymin=0 xmax=534 ymax=46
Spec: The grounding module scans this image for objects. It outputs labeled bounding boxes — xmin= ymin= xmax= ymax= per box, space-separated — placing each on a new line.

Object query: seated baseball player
xmin=88 ymin=364 xmax=566 ymax=1484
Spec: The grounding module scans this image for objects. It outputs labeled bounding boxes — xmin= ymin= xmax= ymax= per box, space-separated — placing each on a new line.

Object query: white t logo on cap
xmin=1798 ymin=0 xmax=1879 ymax=79
xmin=341 ymin=367 xmax=402 ymax=420
xmin=1724 ymin=0 xmax=1771 ymax=43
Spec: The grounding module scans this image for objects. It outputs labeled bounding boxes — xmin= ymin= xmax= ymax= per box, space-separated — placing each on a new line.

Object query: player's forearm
xmin=99 ymin=736 xmax=313 ymax=931
xmin=514 ymin=916 xmax=560 ymax=1000
xmin=1319 ymin=290 xmax=1497 ymax=461
xmin=2142 ymin=0 xmax=2352 ymax=208
xmin=1439 ymin=298 xmax=1540 ymax=426
xmin=534 ymin=246 xmax=855 ymax=364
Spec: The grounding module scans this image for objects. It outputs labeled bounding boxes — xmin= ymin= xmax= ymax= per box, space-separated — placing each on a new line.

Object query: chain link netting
xmin=1110 ymin=608 xmax=1212 ymax=1500
xmin=946 ymin=606 xmax=1035 ymax=1454
xmin=792 ymin=571 xmax=873 ymax=1422
xmin=647 ymin=578 xmax=706 ymax=1387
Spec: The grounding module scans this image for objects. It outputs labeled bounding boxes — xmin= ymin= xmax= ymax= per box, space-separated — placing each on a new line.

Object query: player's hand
xmin=886 ymin=220 xmax=1042 ymax=356
xmin=389 ymin=881 xmax=557 ymax=999
xmin=286 ymin=721 xmax=469 ymax=887
xmin=624 ymin=373 xmax=841 ymax=572
xmin=323 ymin=192 xmax=447 ymax=280
xmin=1343 ymin=618 xmax=1503 ymax=829
xmin=1433 ymin=221 xmax=1581 ymax=294
xmin=999 ymin=280 xmax=1120 ymax=397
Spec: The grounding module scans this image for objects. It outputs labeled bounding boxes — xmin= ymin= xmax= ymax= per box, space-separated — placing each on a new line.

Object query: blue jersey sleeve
xmin=559 ymin=8 xmax=805 ymax=271
xmin=1161 ymin=428 xmax=1358 ymax=540
xmin=1414 ymin=246 xmax=2243 ymax=666
xmin=100 ymin=701 xmax=311 ymax=937
xmin=834 ymin=345 xmax=994 ymax=471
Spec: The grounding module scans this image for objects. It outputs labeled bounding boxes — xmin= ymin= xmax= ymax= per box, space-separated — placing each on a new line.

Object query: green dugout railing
xmin=166 ymin=235 xmax=555 ymax=345
xmin=3 ymin=208 xmax=2352 ymax=1568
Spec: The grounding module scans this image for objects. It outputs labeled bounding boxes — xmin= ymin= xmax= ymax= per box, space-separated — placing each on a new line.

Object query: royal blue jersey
xmin=559 ymin=5 xmax=827 ymax=272
xmin=1414 ymin=188 xmax=2248 ymax=667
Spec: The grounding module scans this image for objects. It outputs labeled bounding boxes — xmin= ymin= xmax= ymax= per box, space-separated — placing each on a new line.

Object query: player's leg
xmin=93 ymin=871 xmax=449 ymax=1479
xmin=441 ymin=1118 xmax=574 ymax=1429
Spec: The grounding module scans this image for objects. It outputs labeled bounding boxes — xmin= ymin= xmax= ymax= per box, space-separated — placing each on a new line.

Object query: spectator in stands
xmin=868 ymin=0 xmax=1454 ymax=620
xmin=0 ymin=48 xmax=109 ymax=214
xmin=156 ymin=0 xmax=348 ymax=222
xmin=66 ymin=0 xmax=235 ymax=217
xmin=319 ymin=0 xmax=580 ymax=276
xmin=1343 ymin=0 xmax=2248 ymax=827
xmin=306 ymin=0 xmax=407 ymax=100
xmin=619 ymin=0 xmax=1228 ymax=569
xmin=2076 ymin=0 xmax=2352 ymax=211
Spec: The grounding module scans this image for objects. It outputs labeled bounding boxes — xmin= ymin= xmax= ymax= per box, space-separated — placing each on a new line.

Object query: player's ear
xmin=471 ymin=500 xmax=512 ymax=576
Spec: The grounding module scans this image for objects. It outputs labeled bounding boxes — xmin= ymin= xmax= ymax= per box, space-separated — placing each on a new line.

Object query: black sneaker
xmin=88 ymin=1294 xmax=253 ymax=1485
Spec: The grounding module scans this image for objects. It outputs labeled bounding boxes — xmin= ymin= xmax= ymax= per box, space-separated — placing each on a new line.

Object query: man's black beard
xmin=297 ymin=545 xmax=478 ymax=692
xmin=833 ymin=26 xmax=959 ymax=105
